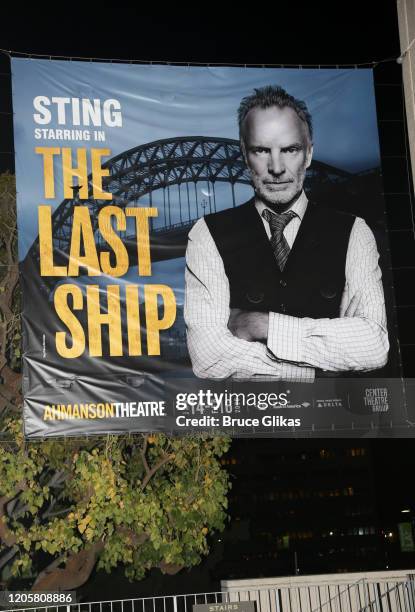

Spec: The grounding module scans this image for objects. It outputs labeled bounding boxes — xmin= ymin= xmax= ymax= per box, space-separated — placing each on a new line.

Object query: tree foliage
xmin=0 ymin=174 xmax=231 ymax=591
xmin=0 ymin=427 xmax=230 ymax=590
xmin=0 ymin=173 xmax=21 ymax=418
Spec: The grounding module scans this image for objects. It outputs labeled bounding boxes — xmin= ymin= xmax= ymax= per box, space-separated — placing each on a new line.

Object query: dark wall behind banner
xmin=374 ymin=62 xmax=415 ymax=379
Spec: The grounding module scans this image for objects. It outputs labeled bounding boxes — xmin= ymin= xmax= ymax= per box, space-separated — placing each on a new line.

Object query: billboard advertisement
xmin=11 ymin=59 xmax=406 ymax=437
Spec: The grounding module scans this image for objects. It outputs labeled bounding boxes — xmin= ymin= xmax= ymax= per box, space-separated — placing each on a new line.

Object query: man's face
xmin=241 ymin=105 xmax=313 ymax=210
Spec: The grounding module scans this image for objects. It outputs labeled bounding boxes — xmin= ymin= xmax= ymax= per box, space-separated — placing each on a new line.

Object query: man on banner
xmin=184 ymin=85 xmax=389 ymax=381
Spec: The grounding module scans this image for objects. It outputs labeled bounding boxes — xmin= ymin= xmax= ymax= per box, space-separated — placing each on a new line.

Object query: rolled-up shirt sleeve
xmin=184 ymin=218 xmax=315 ymax=382
xmin=267 ymin=217 xmax=389 ymax=371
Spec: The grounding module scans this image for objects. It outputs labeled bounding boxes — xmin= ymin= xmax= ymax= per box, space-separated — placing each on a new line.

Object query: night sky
xmin=0 ymin=4 xmax=402 ymax=174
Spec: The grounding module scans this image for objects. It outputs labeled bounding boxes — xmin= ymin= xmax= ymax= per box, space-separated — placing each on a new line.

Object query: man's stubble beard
xmin=250 ymin=163 xmax=308 ymax=213
xmin=254 ymin=187 xmax=304 ymax=213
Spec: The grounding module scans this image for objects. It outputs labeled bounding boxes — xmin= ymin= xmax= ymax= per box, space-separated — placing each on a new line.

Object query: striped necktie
xmin=262 ymin=208 xmax=297 ymax=271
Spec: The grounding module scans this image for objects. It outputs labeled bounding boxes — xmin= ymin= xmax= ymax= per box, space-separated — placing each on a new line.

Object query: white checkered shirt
xmin=184 ymin=193 xmax=389 ymax=382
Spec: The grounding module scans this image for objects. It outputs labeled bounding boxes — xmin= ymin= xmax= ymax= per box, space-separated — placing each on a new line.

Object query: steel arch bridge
xmin=25 ymin=135 xmax=352 ymax=272
xmin=107 ymin=136 xmax=250 ymax=203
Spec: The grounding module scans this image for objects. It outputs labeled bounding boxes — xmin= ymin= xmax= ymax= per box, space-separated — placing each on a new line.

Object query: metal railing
xmin=1 ymin=576 xmax=415 ymax=612
xmin=358 ymin=578 xmax=415 ymax=612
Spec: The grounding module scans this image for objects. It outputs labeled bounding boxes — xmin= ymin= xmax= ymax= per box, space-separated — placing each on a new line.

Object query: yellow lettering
xmin=126 ymin=285 xmax=142 ymax=356
xmin=43 ymin=406 xmax=53 ymax=420
xmin=62 ymin=147 xmax=89 ymax=199
xmin=35 ymin=147 xmax=61 ymax=199
xmin=54 ymin=284 xmax=85 ymax=358
xmin=126 ymin=207 xmax=158 ymax=276
xmin=98 ymin=206 xmax=129 ymax=276
xmin=68 ymin=207 xmax=101 ymax=276
xmin=91 ymin=148 xmax=112 ymax=200
xmin=38 ymin=206 xmax=67 ymax=276
xmin=86 ymin=285 xmax=122 ymax=357
xmin=144 ymin=284 xmax=176 ymax=355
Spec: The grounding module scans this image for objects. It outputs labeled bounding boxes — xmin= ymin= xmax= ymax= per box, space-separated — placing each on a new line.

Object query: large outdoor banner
xmin=11 ymin=59 xmax=409 ymax=438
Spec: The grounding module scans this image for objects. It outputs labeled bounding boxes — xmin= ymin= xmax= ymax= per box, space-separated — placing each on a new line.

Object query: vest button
xmin=321 ymin=286 xmax=337 ymax=299
xmin=280 ymin=303 xmax=286 ymax=313
xmin=279 ymin=279 xmax=287 ymax=287
xmin=246 ymin=292 xmax=264 ymax=304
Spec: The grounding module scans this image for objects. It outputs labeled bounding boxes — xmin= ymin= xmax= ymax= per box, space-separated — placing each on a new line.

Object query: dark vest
xmin=204 ymin=200 xmax=356 ymax=319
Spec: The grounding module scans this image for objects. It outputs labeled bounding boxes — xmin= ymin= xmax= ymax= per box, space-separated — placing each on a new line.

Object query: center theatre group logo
xmin=363 ymin=388 xmax=389 ymax=412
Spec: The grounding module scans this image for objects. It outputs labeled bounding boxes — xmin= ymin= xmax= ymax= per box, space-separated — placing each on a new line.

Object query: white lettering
xmin=32 ymin=97 xmax=123 ymax=128
xmin=51 ymin=97 xmax=71 ymax=125
xmin=103 ymin=99 xmax=122 ymax=127
xmin=33 ymin=96 xmax=51 ymax=125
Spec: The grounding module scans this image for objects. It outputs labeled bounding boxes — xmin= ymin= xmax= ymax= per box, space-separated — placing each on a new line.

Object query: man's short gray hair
xmin=238 ymin=85 xmax=313 ymax=142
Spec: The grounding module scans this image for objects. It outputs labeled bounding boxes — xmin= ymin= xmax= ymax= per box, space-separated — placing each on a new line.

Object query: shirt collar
xmin=255 ymin=191 xmax=308 ymax=220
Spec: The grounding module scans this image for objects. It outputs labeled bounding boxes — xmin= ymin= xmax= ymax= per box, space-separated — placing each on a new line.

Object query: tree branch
xmin=0 ymin=546 xmax=18 ymax=571
xmin=0 ymin=483 xmax=27 ymax=547
xmin=31 ymin=540 xmax=105 ymax=592
xmin=0 ymin=501 xmax=18 ymax=546
xmin=141 ymin=454 xmax=174 ymax=490
xmin=116 ymin=526 xmax=148 ymax=547
xmin=140 ymin=434 xmax=150 ymax=476
xmin=158 ymin=561 xmax=183 ymax=575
